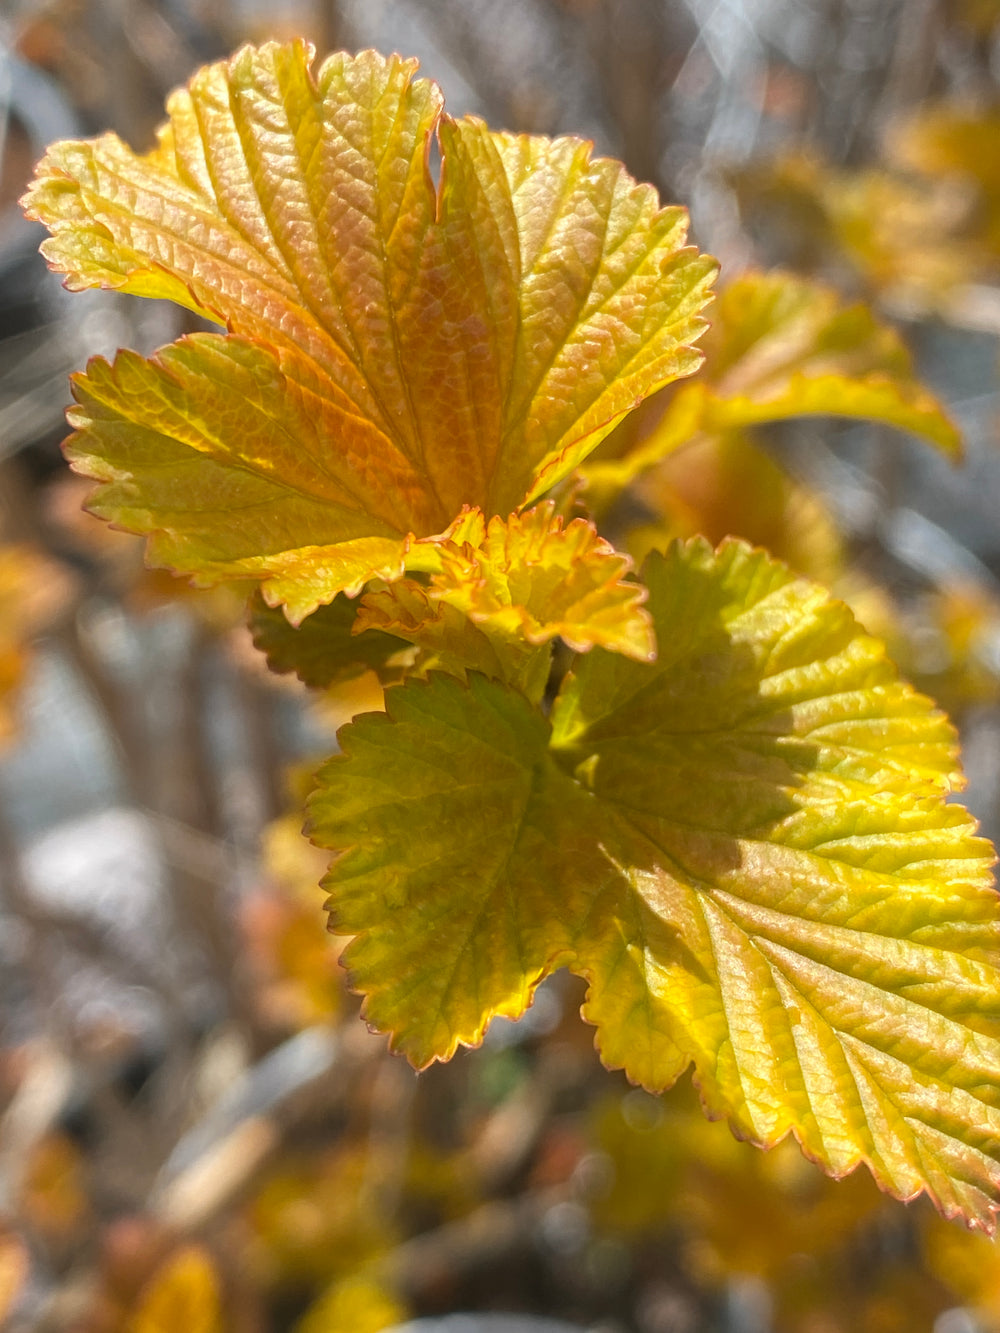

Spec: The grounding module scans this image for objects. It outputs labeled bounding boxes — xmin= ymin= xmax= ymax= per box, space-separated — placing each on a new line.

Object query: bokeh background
xmin=1 ymin=1 xmax=1000 ymax=1330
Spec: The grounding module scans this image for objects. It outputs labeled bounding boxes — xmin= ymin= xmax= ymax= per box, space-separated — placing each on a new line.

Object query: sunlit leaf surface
xmin=309 ymin=538 xmax=1000 ymax=1229
xmin=25 ymin=42 xmax=716 ymax=612
xmin=431 ymin=503 xmax=654 ymax=660
xmin=355 ymin=577 xmax=551 ymax=702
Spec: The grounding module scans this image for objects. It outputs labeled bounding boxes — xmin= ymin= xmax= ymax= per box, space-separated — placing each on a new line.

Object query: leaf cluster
xmin=21 ymin=40 xmax=1000 ymax=1232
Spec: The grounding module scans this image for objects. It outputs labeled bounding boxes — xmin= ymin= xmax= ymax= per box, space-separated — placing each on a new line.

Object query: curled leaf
xmin=432 ymin=502 xmax=655 ymax=660
xmin=354 ymin=502 xmax=652 ymax=700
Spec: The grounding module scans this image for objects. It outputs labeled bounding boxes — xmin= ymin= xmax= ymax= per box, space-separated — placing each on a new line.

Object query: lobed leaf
xmin=25 ymin=42 xmax=716 ymax=610
xmin=309 ymin=538 xmax=1000 ymax=1229
xmin=585 ymin=270 xmax=961 ymax=492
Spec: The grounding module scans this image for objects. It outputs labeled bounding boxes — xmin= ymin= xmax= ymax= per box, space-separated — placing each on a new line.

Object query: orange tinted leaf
xmin=432 ymin=503 xmax=654 ymax=661
xmin=66 ymin=337 xmax=422 ymax=617
xmin=0 ymin=543 xmax=76 ymax=745
xmin=355 ymin=503 xmax=652 ymax=700
xmin=21 ymin=1133 xmax=88 ymax=1239
xmin=26 ymin=43 xmax=716 ymax=610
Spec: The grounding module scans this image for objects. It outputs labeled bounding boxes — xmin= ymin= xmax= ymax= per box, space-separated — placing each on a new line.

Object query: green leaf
xmin=26 ymin=42 xmax=716 ymax=610
xmin=308 ymin=670 xmax=589 ymax=1065
xmin=309 ymin=539 xmax=1000 ymax=1229
xmin=249 ymin=592 xmax=411 ymax=690
xmin=585 ymin=270 xmax=961 ymax=492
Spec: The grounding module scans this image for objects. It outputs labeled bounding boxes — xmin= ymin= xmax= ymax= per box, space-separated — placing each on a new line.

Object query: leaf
xmin=129 ymin=1247 xmax=222 ymax=1333
xmin=249 ymin=592 xmax=411 ymax=690
xmin=21 ymin=1132 xmax=88 ymax=1239
xmin=590 ymin=1086 xmax=887 ymax=1270
xmin=354 ymin=502 xmax=653 ymax=699
xmin=431 ymin=503 xmax=655 ymax=660
xmin=250 ymin=1146 xmax=399 ymax=1283
xmin=64 ymin=338 xmax=425 ymax=619
xmin=308 ymin=538 xmax=1000 ymax=1229
xmin=584 ymin=270 xmax=960 ymax=492
xmin=25 ymin=42 xmax=716 ymax=611
xmin=356 ymin=577 xmax=552 ymax=702
xmin=731 ymin=152 xmax=981 ymax=308
xmin=0 ymin=543 xmax=76 ymax=745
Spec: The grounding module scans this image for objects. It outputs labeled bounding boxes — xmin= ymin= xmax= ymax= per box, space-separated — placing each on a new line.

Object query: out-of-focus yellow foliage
xmin=592 ymin=1088 xmax=887 ymax=1268
xmin=903 ymin=584 xmax=1000 ymax=713
xmin=891 ymin=105 xmax=1000 ymax=257
xmin=0 ymin=1230 xmax=28 ymax=1324
xmin=626 ymin=430 xmax=842 ymax=583
xmin=836 ymin=578 xmax=1000 ymax=719
xmin=264 ymin=808 xmax=336 ymax=908
xmin=737 ymin=101 xmax=1000 ymax=316
xmin=309 ymin=670 xmax=388 ymax=733
xmin=736 ymin=151 xmax=980 ymax=303
xmin=921 ymin=1208 xmax=1000 ymax=1331
xmin=248 ymin=1146 xmax=400 ymax=1287
xmin=0 ymin=542 xmax=75 ymax=744
xmin=128 ymin=1246 xmax=223 ymax=1333
xmin=20 ymin=1131 xmax=89 ymax=1241
xmin=590 ymin=1087 xmax=956 ymax=1333
xmin=248 ymin=1135 xmax=476 ymax=1302
xmin=243 ymin=889 xmax=344 ymax=1028
xmin=959 ymin=0 xmax=1000 ymax=32
xmin=295 ymin=1276 xmax=407 ymax=1333
xmin=244 ymin=809 xmax=346 ymax=1028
